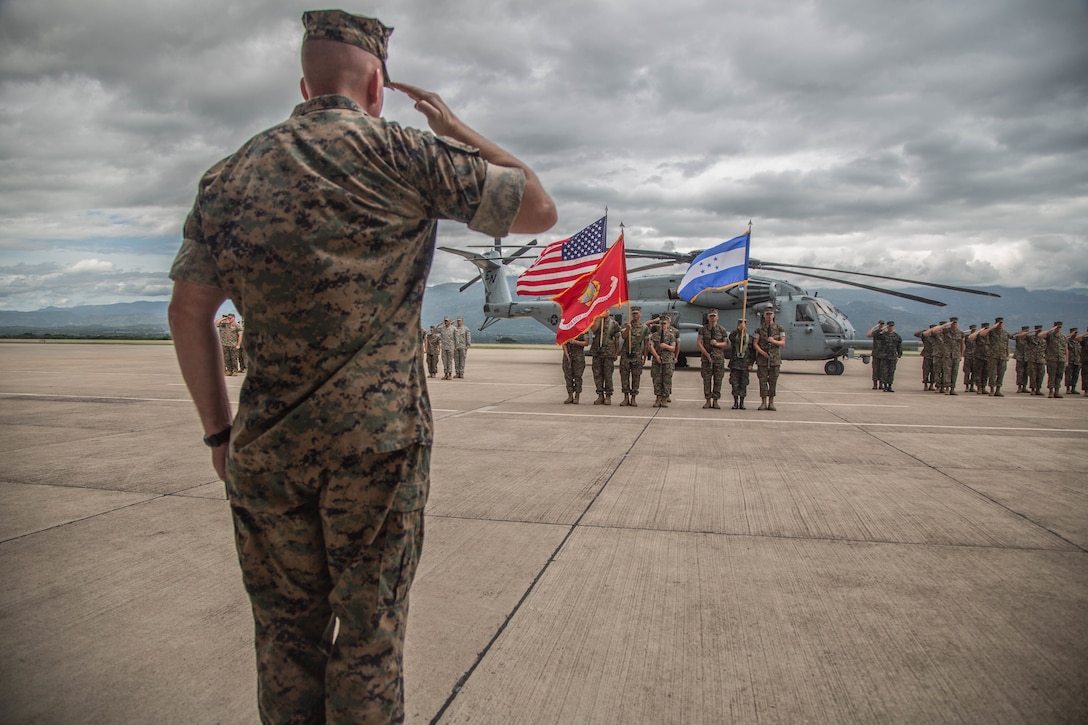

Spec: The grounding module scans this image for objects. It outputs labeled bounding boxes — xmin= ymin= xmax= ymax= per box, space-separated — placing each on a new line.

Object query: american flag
xmin=515 ymin=216 xmax=607 ymax=296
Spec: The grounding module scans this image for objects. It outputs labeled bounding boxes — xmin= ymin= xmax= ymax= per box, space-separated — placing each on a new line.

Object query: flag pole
xmin=740 ymin=220 xmax=752 ymax=353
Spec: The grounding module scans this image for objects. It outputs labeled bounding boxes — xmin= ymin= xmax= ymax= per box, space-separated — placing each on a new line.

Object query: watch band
xmin=203 ymin=426 xmax=232 ymax=448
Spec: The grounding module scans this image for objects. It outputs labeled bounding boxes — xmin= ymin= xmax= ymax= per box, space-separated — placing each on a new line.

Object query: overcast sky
xmin=1 ymin=0 xmax=1086 ymax=311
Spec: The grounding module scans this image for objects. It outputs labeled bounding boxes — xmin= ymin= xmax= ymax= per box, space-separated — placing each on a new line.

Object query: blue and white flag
xmin=677 ymin=232 xmax=751 ymax=303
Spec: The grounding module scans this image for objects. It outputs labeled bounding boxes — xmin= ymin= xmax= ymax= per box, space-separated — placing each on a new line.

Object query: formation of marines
xmin=906 ymin=317 xmax=1085 ymax=398
xmin=425 ymin=316 xmax=472 ymax=380
xmin=558 ymin=305 xmax=779 ymax=411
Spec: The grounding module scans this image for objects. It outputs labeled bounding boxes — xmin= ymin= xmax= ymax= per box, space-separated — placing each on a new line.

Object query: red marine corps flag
xmin=552 ymin=231 xmax=629 ymax=347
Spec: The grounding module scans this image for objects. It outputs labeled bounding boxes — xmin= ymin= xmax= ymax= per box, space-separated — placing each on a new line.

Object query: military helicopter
xmin=441 ymin=238 xmax=999 ymax=375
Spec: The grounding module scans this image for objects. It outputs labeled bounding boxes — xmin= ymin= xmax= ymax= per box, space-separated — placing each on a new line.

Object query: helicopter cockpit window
xmin=795 ymin=303 xmax=817 ymax=322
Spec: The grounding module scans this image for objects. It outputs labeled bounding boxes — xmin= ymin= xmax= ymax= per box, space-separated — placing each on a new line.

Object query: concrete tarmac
xmin=1 ymin=340 xmax=1086 ymax=723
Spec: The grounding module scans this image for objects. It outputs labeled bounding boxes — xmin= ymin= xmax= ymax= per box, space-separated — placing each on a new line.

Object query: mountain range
xmin=1 ymin=283 xmax=1085 ymax=342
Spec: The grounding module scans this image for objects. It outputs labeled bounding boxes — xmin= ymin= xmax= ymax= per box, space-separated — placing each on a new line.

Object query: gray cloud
xmin=1 ymin=0 xmax=1086 ymax=311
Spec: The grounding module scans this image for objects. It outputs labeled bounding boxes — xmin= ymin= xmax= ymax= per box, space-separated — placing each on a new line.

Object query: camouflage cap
xmin=630 ymin=306 xmax=641 ymax=313
xmin=1054 ymin=321 xmax=1062 ymax=326
xmin=302 ymin=10 xmax=394 ymax=86
xmin=1070 ymin=327 xmax=1078 ymax=333
xmin=981 ymin=321 xmax=990 ymax=327
xmin=1034 ymin=324 xmax=1042 ymax=329
xmin=939 ymin=320 xmax=947 ymax=325
xmin=707 ymin=309 xmax=718 ymax=316
xmin=995 ymin=317 xmax=1004 ymax=323
xmin=969 ymin=324 xmax=977 ymax=330
xmin=1020 ymin=325 xmax=1029 ymax=330
xmin=878 ymin=320 xmax=885 ymax=325
xmin=886 ymin=320 xmax=895 ymax=326
xmin=949 ymin=316 xmax=958 ymax=322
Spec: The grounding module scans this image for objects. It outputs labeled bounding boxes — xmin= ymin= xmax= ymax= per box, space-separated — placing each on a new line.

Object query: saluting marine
xmin=963 ymin=323 xmax=978 ymax=392
xmin=1065 ymin=327 xmax=1081 ymax=395
xmin=1039 ymin=321 xmax=1067 ymax=398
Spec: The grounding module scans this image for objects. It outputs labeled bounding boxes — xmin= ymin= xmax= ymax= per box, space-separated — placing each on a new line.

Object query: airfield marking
xmin=0 ymin=392 xmax=194 ymax=403
xmin=465 ymin=408 xmax=1088 ymax=434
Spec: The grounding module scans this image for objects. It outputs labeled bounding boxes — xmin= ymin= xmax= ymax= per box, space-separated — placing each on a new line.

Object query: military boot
xmin=660 ymin=396 xmax=669 ymax=408
xmin=738 ymin=397 xmax=746 ymax=410
xmin=573 ymin=393 xmax=580 ymax=404
xmin=630 ymin=394 xmax=638 ymax=407
xmin=604 ymin=395 xmax=612 ymax=405
xmin=594 ymin=393 xmax=605 ymax=405
xmin=620 ymin=393 xmax=630 ymax=406
xmin=731 ymin=396 xmax=739 ymax=410
xmin=767 ymin=397 xmax=777 ymax=411
xmin=653 ymin=396 xmax=662 ymax=408
xmin=703 ymin=398 xmax=712 ymax=409
xmin=994 ymin=388 xmax=1005 ymax=397
xmin=1054 ymin=390 xmax=1063 ymax=398
xmin=711 ymin=398 xmax=720 ymax=409
xmin=564 ymin=393 xmax=574 ymax=404
xmin=758 ymin=397 xmax=768 ymax=410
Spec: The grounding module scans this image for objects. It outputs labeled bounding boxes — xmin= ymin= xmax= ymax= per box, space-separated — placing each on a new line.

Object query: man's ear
xmin=366 ymin=67 xmax=384 ymax=114
xmin=300 ymin=77 xmax=310 ymax=101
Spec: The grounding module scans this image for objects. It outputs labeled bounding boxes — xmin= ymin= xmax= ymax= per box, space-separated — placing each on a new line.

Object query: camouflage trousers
xmin=938 ymin=357 xmax=960 ymax=390
xmin=223 ymin=345 xmax=240 ymax=374
xmin=933 ymin=357 xmax=948 ymax=390
xmin=592 ymin=354 xmax=616 ymax=395
xmin=874 ymin=358 xmax=897 ymax=388
xmin=426 ymin=351 xmax=439 ymax=376
xmin=454 ymin=348 xmax=467 ymax=377
xmin=988 ymin=358 xmax=1008 ymax=390
xmin=441 ymin=348 xmax=453 ymax=376
xmin=974 ymin=358 xmax=990 ymax=388
xmin=729 ymin=366 xmax=750 ymax=397
xmin=1045 ymin=360 xmax=1065 ymax=392
xmin=921 ymin=356 xmax=934 ymax=385
xmin=756 ymin=361 xmax=781 ymax=397
xmin=1014 ymin=359 xmax=1026 ymax=388
xmin=563 ymin=354 xmax=586 ymax=394
xmin=618 ymin=354 xmax=644 ymax=395
xmin=651 ymin=360 xmax=674 ymax=397
xmin=1065 ymin=363 xmax=1081 ymax=389
xmin=1026 ymin=360 xmax=1045 ymax=391
xmin=700 ymin=358 xmax=726 ymax=399
xmin=226 ymin=445 xmax=429 ymax=725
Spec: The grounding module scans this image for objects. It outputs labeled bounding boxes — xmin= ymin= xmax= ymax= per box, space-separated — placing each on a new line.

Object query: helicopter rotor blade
xmin=628 ymin=260 xmax=684 ymax=274
xmin=502 ymin=240 xmax=538 ymax=265
xmin=757 ymin=266 xmax=948 ymax=306
xmin=459 ymin=275 xmax=481 ymax=292
xmin=750 ymin=259 xmax=1000 ymax=298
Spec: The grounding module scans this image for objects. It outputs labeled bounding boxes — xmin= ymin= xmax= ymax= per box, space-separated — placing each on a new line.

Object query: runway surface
xmin=1 ymin=341 xmax=1086 ymax=723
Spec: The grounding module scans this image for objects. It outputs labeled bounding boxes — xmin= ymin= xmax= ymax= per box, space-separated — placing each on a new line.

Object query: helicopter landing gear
xmin=676 ymin=354 xmax=689 ymax=368
xmin=824 ymin=359 xmax=845 ymax=376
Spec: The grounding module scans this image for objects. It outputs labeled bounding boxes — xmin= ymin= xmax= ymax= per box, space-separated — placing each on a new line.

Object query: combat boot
xmin=604 ymin=395 xmax=612 ymax=405
xmin=620 ymin=393 xmax=630 ymax=406
xmin=711 ymin=399 xmax=721 ymax=409
xmin=758 ymin=397 xmax=768 ymax=410
xmin=994 ymin=388 xmax=1004 ymax=397
xmin=573 ymin=393 xmax=580 ymax=404
xmin=659 ymin=397 xmax=668 ymax=408
xmin=630 ymin=394 xmax=637 ymax=407
xmin=703 ymin=398 xmax=712 ymax=409
xmin=1054 ymin=390 xmax=1063 ymax=398
xmin=564 ymin=393 xmax=574 ymax=404
xmin=949 ymin=388 xmax=958 ymax=395
xmin=653 ymin=396 xmax=662 ymax=408
xmin=767 ymin=397 xmax=777 ymax=411
xmin=594 ymin=393 xmax=604 ymax=405
xmin=731 ymin=396 xmax=739 ymax=410
xmin=738 ymin=397 xmax=746 ymax=410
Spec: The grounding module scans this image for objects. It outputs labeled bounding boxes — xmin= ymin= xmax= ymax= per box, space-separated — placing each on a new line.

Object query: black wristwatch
xmin=203 ymin=425 xmax=232 ymax=448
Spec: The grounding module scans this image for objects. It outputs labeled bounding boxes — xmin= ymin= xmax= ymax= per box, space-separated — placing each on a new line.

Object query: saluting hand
xmin=392 ymin=82 xmax=463 ymax=138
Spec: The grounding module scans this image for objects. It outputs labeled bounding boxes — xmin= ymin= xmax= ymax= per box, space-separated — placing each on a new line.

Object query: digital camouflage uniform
xmin=941 ymin=324 xmax=965 ymax=394
xmin=871 ymin=327 xmax=888 ymax=388
xmin=1065 ymin=329 xmax=1080 ymax=393
xmin=562 ymin=332 xmax=587 ymax=400
xmin=876 ymin=327 xmax=903 ymax=389
xmin=618 ymin=317 xmax=650 ymax=403
xmin=650 ymin=324 xmax=677 ymax=405
xmin=986 ymin=324 xmax=1010 ymax=394
xmin=698 ymin=321 xmax=729 ymax=403
xmin=452 ymin=323 xmax=471 ymax=377
xmin=1081 ymin=334 xmax=1088 ymax=394
xmin=169 ymin=25 xmax=526 ymax=719
xmin=917 ymin=327 xmax=935 ymax=389
xmin=590 ymin=316 xmax=619 ymax=402
xmin=1013 ymin=326 xmax=1029 ymax=391
xmin=928 ymin=325 xmax=949 ymax=391
xmin=727 ymin=328 xmax=756 ymax=405
xmin=1025 ymin=326 xmax=1046 ymax=394
xmin=438 ymin=323 xmax=456 ymax=378
xmin=1043 ymin=325 xmax=1067 ymax=396
xmin=972 ymin=324 xmax=992 ymax=393
xmin=963 ymin=325 xmax=977 ymax=390
xmin=426 ymin=328 xmax=441 ymax=377
xmin=218 ymin=317 xmax=241 ymax=374
xmin=755 ymin=320 xmax=785 ymax=400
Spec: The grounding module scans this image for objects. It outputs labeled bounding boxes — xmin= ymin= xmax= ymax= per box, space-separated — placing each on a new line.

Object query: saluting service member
xmin=1039 ymin=321 xmax=1067 ymax=398
xmin=1012 ymin=325 xmax=1030 ymax=393
xmin=963 ymin=323 xmax=978 ymax=392
xmin=869 ymin=320 xmax=887 ymax=389
xmin=915 ymin=323 xmax=937 ymax=391
xmin=875 ymin=320 xmax=903 ymax=393
xmin=1065 ymin=327 xmax=1081 ymax=395
xmin=168 ymin=10 xmax=556 ymax=722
